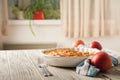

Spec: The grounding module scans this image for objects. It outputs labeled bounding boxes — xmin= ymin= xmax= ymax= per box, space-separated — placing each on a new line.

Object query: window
xmin=8 ymin=0 xmax=60 ymax=20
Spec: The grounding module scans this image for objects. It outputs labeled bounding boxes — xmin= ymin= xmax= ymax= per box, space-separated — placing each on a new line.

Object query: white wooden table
xmin=0 ymin=49 xmax=120 ymax=80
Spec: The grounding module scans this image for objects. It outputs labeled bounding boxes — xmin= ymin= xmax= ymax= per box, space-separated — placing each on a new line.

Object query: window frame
xmin=9 ymin=20 xmax=61 ymax=26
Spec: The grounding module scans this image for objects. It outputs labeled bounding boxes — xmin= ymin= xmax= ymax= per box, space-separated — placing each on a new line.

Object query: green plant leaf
xmin=29 ymin=20 xmax=36 ymax=36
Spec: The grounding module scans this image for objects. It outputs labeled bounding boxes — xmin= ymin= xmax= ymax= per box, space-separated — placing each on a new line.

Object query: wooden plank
xmin=102 ymin=66 xmax=120 ymax=80
xmin=47 ymin=66 xmax=105 ymax=80
xmin=6 ymin=50 xmax=42 ymax=80
xmin=0 ymin=51 xmax=11 ymax=80
xmin=25 ymin=50 xmax=62 ymax=80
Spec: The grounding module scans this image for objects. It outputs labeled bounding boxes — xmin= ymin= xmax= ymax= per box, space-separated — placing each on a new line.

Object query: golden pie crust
xmin=43 ymin=48 xmax=94 ymax=57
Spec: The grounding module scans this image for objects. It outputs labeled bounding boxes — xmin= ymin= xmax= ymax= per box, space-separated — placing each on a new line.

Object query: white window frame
xmin=9 ymin=20 xmax=61 ymax=26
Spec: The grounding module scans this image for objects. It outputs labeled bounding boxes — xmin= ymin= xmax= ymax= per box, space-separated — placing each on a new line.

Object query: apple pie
xmin=43 ymin=48 xmax=94 ymax=57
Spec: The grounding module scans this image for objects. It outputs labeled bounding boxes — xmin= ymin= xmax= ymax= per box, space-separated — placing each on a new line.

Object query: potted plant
xmin=23 ymin=0 xmax=60 ymax=20
xmin=23 ymin=0 xmax=47 ymax=20
xmin=33 ymin=10 xmax=44 ymax=20
xmin=22 ymin=0 xmax=60 ymax=35
xmin=11 ymin=5 xmax=26 ymax=20
xmin=22 ymin=0 xmax=48 ymax=35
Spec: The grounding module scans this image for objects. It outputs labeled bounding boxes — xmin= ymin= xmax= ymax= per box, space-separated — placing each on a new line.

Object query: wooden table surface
xmin=0 ymin=49 xmax=120 ymax=80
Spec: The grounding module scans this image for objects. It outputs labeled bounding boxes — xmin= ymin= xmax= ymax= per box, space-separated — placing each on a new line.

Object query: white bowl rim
xmin=41 ymin=47 xmax=100 ymax=58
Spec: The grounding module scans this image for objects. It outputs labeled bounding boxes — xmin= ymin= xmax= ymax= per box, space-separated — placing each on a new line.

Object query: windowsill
xmin=8 ymin=20 xmax=61 ymax=26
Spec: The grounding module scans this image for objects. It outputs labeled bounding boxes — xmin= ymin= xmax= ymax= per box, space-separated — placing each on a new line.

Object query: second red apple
xmin=89 ymin=41 xmax=102 ymax=50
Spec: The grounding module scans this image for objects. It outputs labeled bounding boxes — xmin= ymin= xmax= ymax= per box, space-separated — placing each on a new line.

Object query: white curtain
xmin=0 ymin=0 xmax=8 ymax=36
xmin=61 ymin=0 xmax=120 ymax=38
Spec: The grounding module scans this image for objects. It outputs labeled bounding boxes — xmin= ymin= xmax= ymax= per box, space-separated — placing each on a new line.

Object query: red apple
xmin=91 ymin=51 xmax=112 ymax=72
xmin=89 ymin=41 xmax=102 ymax=50
xmin=72 ymin=39 xmax=85 ymax=48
